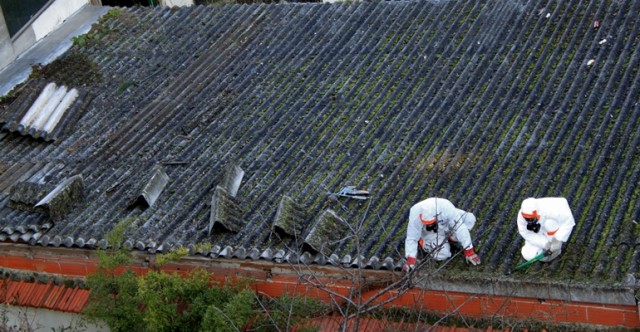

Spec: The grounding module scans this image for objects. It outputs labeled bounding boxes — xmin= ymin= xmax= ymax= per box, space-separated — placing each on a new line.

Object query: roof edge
xmin=417 ymin=274 xmax=637 ymax=306
xmin=0 ymin=243 xmax=636 ymax=307
xmin=0 ymin=243 xmax=637 ymax=328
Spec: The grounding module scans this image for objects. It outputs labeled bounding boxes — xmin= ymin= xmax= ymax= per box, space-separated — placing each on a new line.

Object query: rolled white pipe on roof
xmin=43 ymin=87 xmax=78 ymax=132
xmin=31 ymin=84 xmax=67 ymax=130
xmin=20 ymin=82 xmax=57 ymax=128
xmin=18 ymin=82 xmax=78 ymax=135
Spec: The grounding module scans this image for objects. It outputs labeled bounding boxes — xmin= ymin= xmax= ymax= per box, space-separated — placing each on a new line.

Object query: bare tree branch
xmin=430 ymin=294 xmax=476 ymax=329
xmin=252 ymin=292 xmax=282 ymax=332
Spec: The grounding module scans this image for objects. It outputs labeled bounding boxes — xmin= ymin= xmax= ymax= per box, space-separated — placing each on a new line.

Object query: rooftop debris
xmin=208 ymin=185 xmax=244 ymax=234
xmin=304 ymin=209 xmax=347 ymax=256
xmin=34 ymin=175 xmax=84 ymax=221
xmin=1 ymin=80 xmax=87 ymax=141
xmin=129 ymin=165 xmax=169 ymax=209
xmin=8 ymin=182 xmax=54 ymax=212
xmin=273 ymin=195 xmax=307 ymax=239
xmin=328 ymin=186 xmax=370 ymax=200
xmin=221 ymin=163 xmax=244 ymax=197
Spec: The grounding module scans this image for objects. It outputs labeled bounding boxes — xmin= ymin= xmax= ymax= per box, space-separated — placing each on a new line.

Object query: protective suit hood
xmin=414 ymin=198 xmax=440 ymax=223
xmin=521 ymin=197 xmax=539 ymax=219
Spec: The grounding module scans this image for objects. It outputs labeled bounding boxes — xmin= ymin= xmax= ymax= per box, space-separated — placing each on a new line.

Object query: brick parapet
xmin=0 ymin=244 xmax=637 ymax=328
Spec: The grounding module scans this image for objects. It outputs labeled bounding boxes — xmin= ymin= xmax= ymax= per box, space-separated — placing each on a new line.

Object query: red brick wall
xmin=0 ymin=249 xmax=637 ymax=328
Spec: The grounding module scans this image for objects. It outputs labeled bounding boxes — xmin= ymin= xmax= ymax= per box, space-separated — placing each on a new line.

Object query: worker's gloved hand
xmin=463 ymin=248 xmax=481 ymax=266
xmin=549 ymin=239 xmax=562 ymax=252
xmin=544 ymin=241 xmax=552 ymax=251
xmin=402 ymin=257 xmax=417 ymax=272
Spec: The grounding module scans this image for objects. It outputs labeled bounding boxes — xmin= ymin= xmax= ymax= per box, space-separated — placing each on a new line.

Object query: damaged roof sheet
xmin=0 ymin=0 xmax=639 ymax=285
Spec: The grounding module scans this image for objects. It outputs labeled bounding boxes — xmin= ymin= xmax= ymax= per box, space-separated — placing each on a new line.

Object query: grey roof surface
xmin=0 ymin=0 xmax=639 ymax=284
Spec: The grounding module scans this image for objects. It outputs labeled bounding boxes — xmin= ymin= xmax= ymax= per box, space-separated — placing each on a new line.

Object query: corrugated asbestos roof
xmin=0 ymin=0 xmax=639 ymax=284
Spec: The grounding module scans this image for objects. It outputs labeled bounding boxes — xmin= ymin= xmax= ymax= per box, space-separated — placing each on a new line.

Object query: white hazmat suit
xmin=404 ymin=198 xmax=479 ymax=270
xmin=517 ymin=197 xmax=575 ymax=262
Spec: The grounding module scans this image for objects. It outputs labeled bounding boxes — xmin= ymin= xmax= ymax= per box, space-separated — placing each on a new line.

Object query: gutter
xmin=417 ymin=274 xmax=638 ymax=307
xmin=0 ymin=243 xmax=637 ymax=328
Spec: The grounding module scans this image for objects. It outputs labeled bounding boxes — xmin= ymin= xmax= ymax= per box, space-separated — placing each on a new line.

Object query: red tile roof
xmin=0 ymin=279 xmax=89 ymax=313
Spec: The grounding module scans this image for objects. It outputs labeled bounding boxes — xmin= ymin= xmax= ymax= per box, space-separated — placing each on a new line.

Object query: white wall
xmin=32 ymin=0 xmax=89 ymax=40
xmin=0 ymin=4 xmax=16 ymax=70
xmin=161 ymin=0 xmax=194 ymax=7
xmin=0 ymin=0 xmax=90 ymax=71
xmin=1 ymin=304 xmax=109 ymax=332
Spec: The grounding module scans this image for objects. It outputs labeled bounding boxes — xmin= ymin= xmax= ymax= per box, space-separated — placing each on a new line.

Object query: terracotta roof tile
xmin=68 ymin=288 xmax=90 ymax=312
xmin=28 ymin=283 xmax=50 ymax=307
xmin=0 ymin=279 xmax=87 ymax=313
xmin=43 ymin=284 xmax=65 ymax=309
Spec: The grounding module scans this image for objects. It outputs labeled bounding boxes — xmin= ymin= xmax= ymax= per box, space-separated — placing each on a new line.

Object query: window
xmin=0 ymin=0 xmax=50 ymax=37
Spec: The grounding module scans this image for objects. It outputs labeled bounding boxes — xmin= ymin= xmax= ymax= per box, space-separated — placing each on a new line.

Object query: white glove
xmin=549 ymin=238 xmax=562 ymax=252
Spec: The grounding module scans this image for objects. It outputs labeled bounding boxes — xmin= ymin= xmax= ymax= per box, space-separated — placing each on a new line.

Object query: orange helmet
xmin=419 ymin=213 xmax=437 ymax=225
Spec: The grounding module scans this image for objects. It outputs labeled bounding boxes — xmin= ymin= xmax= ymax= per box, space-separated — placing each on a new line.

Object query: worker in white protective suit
xmin=403 ymin=197 xmax=481 ymax=272
xmin=517 ymin=197 xmax=575 ymax=262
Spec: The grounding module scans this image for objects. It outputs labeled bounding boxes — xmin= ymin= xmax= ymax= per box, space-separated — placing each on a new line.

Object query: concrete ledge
xmin=0 ymin=4 xmax=109 ymax=97
xmin=31 ymin=0 xmax=89 ymax=42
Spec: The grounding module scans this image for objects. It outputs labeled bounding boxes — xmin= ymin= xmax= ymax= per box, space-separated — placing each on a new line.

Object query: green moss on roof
xmin=30 ymin=53 xmax=102 ymax=88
